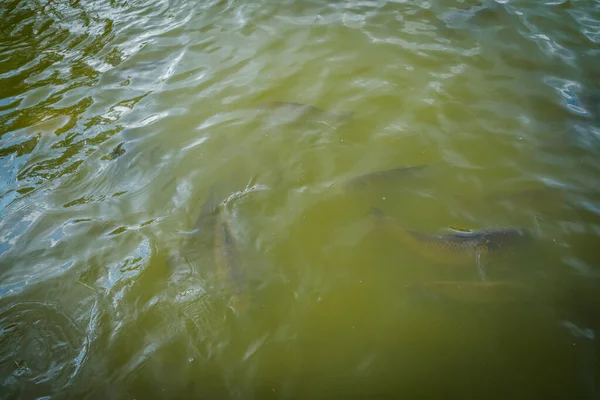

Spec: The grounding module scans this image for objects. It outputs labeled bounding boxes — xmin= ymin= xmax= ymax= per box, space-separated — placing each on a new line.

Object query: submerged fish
xmin=167 ymin=188 xmax=251 ymax=313
xmin=192 ymin=188 xmax=221 ymax=242
xmin=167 ymin=188 xmax=221 ymax=271
xmin=259 ymin=101 xmax=354 ymax=122
xmin=263 ymin=101 xmax=328 ymax=113
xmin=344 ymin=164 xmax=432 ymax=190
xmin=214 ymin=207 xmax=250 ymax=313
xmin=370 ymin=207 xmax=532 ymax=279
xmin=182 ymin=187 xmax=224 ymax=258
xmin=192 ymin=188 xmax=220 ymax=244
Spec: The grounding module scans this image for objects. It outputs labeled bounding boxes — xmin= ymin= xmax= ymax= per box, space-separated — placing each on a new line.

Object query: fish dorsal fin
xmin=447 ymin=226 xmax=473 ymax=233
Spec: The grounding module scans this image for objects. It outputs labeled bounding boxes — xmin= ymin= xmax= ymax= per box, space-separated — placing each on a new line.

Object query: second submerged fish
xmin=370 ymin=207 xmax=532 ymax=280
xmin=214 ymin=207 xmax=251 ymax=313
xmin=259 ymin=101 xmax=354 ymax=123
xmin=344 ymin=164 xmax=433 ymax=191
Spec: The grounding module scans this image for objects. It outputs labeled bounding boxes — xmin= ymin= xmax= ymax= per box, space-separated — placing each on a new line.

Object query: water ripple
xmin=0 ymin=301 xmax=88 ymax=398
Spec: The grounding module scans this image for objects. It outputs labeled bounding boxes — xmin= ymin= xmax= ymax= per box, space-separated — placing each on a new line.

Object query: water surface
xmin=1 ymin=0 xmax=600 ymax=398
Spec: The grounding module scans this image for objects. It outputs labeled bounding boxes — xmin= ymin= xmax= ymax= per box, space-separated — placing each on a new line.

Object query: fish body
xmin=260 ymin=101 xmax=354 ymax=122
xmin=263 ymin=101 xmax=327 ymax=114
xmin=192 ymin=188 xmax=220 ymax=245
xmin=167 ymin=188 xmax=221 ymax=271
xmin=371 ymin=207 xmax=532 ymax=274
xmin=345 ymin=165 xmax=431 ymax=190
xmin=168 ymin=188 xmax=251 ymax=313
xmin=214 ymin=208 xmax=250 ymax=313
xmin=406 ymin=227 xmax=531 ymax=263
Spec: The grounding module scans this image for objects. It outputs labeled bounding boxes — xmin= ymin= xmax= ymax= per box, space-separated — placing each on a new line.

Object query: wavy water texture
xmin=0 ymin=301 xmax=88 ymax=398
xmin=1 ymin=0 xmax=600 ymax=398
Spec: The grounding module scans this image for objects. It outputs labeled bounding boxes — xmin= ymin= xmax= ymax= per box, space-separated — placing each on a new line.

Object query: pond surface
xmin=1 ymin=0 xmax=600 ymax=398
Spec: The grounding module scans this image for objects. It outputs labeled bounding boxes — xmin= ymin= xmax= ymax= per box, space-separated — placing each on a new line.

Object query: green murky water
xmin=1 ymin=0 xmax=600 ymax=398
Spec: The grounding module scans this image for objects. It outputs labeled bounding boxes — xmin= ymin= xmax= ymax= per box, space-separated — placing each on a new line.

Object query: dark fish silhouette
xmin=192 ymin=187 xmax=220 ymax=245
xmin=171 ymin=187 xmax=251 ymax=313
xmin=166 ymin=187 xmax=221 ymax=272
xmin=344 ymin=164 xmax=432 ymax=190
xmin=263 ymin=101 xmax=328 ymax=114
xmin=214 ymin=207 xmax=250 ymax=313
xmin=259 ymin=101 xmax=354 ymax=123
xmin=370 ymin=207 xmax=532 ymax=280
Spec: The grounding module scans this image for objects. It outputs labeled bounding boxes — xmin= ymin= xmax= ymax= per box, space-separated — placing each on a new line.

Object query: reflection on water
xmin=1 ymin=0 xmax=600 ymax=398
